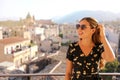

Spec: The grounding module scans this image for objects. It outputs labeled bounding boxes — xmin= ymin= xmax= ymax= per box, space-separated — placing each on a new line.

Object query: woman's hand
xmin=98 ymin=24 xmax=105 ymax=37
xmin=98 ymin=24 xmax=106 ymax=42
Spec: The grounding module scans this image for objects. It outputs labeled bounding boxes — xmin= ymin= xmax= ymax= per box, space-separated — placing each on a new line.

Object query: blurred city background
xmin=0 ymin=0 xmax=120 ymax=80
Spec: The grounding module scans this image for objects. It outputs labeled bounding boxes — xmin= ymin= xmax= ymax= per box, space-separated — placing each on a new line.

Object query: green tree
xmin=103 ymin=59 xmax=119 ymax=72
xmin=59 ymin=33 xmax=63 ymax=38
xmin=116 ymin=65 xmax=120 ymax=72
xmin=100 ymin=59 xmax=119 ymax=80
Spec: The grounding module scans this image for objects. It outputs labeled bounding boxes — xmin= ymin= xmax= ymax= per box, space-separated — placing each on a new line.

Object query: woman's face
xmin=76 ymin=20 xmax=95 ymax=39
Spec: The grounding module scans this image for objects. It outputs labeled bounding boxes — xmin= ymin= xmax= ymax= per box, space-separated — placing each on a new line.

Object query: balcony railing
xmin=0 ymin=73 xmax=120 ymax=80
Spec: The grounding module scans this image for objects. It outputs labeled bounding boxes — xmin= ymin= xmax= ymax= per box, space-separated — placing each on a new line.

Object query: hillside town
xmin=0 ymin=13 xmax=120 ymax=80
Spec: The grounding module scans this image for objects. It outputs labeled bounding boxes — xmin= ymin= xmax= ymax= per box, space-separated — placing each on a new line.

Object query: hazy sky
xmin=0 ymin=0 xmax=120 ymax=20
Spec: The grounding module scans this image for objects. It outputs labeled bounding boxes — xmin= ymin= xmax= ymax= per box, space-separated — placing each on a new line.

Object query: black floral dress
xmin=66 ymin=42 xmax=104 ymax=80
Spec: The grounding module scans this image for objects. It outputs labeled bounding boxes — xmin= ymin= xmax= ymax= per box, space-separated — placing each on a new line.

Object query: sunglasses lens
xmin=76 ymin=24 xmax=80 ymax=29
xmin=76 ymin=24 xmax=87 ymax=30
xmin=81 ymin=25 xmax=86 ymax=30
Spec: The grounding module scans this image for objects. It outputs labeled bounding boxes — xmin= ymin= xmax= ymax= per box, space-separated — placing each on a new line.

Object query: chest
xmin=80 ymin=46 xmax=93 ymax=56
xmin=72 ymin=46 xmax=101 ymax=63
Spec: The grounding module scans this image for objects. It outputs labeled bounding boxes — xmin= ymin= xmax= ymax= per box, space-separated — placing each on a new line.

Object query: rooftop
xmin=0 ymin=37 xmax=29 ymax=45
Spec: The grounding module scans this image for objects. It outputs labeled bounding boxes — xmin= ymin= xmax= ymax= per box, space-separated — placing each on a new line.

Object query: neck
xmin=79 ymin=38 xmax=93 ymax=46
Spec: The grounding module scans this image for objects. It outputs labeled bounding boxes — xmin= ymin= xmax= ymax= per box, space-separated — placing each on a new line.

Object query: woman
xmin=65 ymin=17 xmax=115 ymax=80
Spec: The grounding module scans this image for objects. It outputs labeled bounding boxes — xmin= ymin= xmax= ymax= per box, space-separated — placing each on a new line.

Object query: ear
xmin=91 ymin=29 xmax=96 ymax=33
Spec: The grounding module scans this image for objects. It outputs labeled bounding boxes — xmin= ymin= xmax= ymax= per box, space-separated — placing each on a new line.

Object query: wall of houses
xmin=0 ymin=37 xmax=38 ymax=67
xmin=0 ymin=43 xmax=12 ymax=62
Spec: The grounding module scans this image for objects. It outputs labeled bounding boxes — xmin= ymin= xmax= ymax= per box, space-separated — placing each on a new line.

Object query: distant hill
xmin=53 ymin=10 xmax=120 ymax=24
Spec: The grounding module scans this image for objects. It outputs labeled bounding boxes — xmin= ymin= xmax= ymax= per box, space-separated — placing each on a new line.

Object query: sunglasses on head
xmin=76 ymin=24 xmax=87 ymax=30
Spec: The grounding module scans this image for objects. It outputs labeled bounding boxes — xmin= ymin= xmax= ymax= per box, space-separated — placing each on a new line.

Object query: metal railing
xmin=0 ymin=73 xmax=120 ymax=80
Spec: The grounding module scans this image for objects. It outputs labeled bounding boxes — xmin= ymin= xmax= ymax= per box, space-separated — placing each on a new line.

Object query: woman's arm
xmin=64 ymin=59 xmax=73 ymax=80
xmin=101 ymin=36 xmax=115 ymax=62
xmin=99 ymin=24 xmax=115 ymax=62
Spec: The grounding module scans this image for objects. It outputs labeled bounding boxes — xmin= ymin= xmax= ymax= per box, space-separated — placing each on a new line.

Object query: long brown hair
xmin=80 ymin=17 xmax=101 ymax=44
